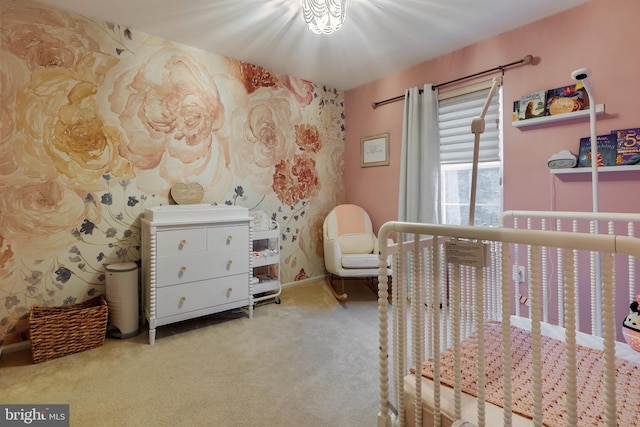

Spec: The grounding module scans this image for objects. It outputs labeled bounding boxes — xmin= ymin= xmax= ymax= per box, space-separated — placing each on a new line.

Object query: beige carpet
xmin=1 ymin=280 xmax=383 ymax=427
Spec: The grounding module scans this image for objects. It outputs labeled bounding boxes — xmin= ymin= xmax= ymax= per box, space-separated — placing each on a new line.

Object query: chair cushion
xmin=334 ymin=204 xmax=368 ymax=234
xmin=337 ymin=234 xmax=374 ymax=254
xmin=341 ymin=253 xmax=379 ymax=269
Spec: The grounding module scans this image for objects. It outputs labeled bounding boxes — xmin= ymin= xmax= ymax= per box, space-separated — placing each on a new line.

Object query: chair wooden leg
xmin=364 ymin=277 xmax=378 ymax=296
xmin=326 ymin=276 xmax=348 ymax=301
xmin=364 ymin=277 xmax=393 ymax=301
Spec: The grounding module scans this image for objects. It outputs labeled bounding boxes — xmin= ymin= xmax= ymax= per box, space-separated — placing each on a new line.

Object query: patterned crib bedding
xmin=416 ymin=321 xmax=640 ymax=427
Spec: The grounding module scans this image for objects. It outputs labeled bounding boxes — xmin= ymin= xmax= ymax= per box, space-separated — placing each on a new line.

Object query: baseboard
xmin=281 ymin=274 xmax=326 ymax=289
xmin=0 ymin=277 xmax=328 ymax=358
xmin=0 ymin=340 xmax=31 ymax=358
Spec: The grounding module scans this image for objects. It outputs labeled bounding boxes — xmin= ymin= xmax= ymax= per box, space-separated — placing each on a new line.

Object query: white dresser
xmin=141 ymin=204 xmax=252 ymax=344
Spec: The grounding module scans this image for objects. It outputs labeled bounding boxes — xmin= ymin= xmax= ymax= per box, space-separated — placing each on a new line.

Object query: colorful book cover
xmin=518 ymin=90 xmax=546 ymax=120
xmin=578 ymin=133 xmax=617 ymax=167
xmin=615 ymin=128 xmax=640 ymax=165
xmin=545 ymin=83 xmax=588 ymax=116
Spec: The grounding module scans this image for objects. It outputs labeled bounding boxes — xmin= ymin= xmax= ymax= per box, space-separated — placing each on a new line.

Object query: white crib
xmin=376 ymin=212 xmax=640 ymax=427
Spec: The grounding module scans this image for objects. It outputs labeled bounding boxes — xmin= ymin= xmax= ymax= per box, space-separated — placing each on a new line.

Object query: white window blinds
xmin=438 ymin=79 xmax=501 ymax=164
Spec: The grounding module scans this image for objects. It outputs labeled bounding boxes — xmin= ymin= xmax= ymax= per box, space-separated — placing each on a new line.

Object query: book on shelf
xmin=512 ymin=100 xmax=519 ymax=122
xmin=545 ymin=83 xmax=589 ymax=116
xmin=518 ymin=90 xmax=546 ymax=120
xmin=577 ymin=133 xmax=617 ymax=167
xmin=614 ymin=127 xmax=640 ymax=165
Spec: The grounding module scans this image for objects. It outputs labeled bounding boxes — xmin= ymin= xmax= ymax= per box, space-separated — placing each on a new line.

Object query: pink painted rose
xmin=272 ymin=153 xmax=320 ymax=206
xmin=228 ymin=59 xmax=277 ymax=94
xmin=296 ymin=124 xmax=322 ymax=153
xmin=230 ymin=88 xmax=301 ymax=194
xmin=281 ymin=76 xmax=314 ymax=105
xmin=14 ymin=60 xmax=130 ymax=191
xmin=294 ymin=269 xmax=309 ymax=281
xmin=0 ymin=52 xmax=29 ymax=177
xmin=111 ymin=47 xmax=235 ymax=198
xmin=1 ymin=3 xmax=101 ymax=70
xmin=0 ymin=180 xmax=100 ymax=258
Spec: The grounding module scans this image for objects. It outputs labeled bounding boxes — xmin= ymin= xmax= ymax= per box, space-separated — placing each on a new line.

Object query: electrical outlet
xmin=512 ymin=265 xmax=525 ymax=283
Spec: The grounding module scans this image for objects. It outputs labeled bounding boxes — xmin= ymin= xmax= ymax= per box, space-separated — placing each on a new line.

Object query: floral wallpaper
xmin=0 ymin=1 xmax=345 ymax=345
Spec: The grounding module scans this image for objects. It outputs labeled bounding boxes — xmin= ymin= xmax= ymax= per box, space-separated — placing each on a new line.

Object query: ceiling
xmin=32 ymin=0 xmax=590 ymax=90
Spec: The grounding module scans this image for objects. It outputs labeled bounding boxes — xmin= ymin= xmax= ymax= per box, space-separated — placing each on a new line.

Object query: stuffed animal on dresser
xmin=622 ymin=295 xmax=640 ymax=352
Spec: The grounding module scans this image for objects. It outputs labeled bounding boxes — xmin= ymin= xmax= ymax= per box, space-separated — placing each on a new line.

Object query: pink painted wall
xmin=345 ymin=0 xmax=640 ymax=233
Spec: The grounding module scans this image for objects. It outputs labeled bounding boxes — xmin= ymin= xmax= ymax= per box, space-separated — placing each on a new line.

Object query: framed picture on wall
xmin=361 ymin=133 xmax=389 ymax=167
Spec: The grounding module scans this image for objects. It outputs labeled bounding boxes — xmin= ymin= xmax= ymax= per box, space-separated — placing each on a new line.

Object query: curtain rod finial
xmin=522 ymin=54 xmax=534 ymax=64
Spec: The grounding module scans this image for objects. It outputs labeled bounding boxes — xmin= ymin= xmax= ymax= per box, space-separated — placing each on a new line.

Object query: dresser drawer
xmin=156 ymin=228 xmax=207 ymax=257
xmin=156 ymin=249 xmax=249 ymax=287
xmin=208 ymin=225 xmax=248 ymax=252
xmin=156 ymin=274 xmax=249 ymax=318
xmin=209 ymin=248 xmax=249 ymax=277
xmin=156 ymin=251 xmax=212 ymax=287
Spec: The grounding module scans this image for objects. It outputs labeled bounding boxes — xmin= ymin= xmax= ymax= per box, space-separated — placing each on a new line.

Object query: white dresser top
xmin=144 ymin=204 xmax=250 ymax=223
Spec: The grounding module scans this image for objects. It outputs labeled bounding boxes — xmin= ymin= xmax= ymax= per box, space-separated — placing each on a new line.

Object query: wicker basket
xmin=29 ymin=295 xmax=108 ymax=364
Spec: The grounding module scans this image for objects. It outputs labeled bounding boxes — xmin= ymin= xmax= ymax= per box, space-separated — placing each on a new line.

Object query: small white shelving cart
xmin=250 ymin=219 xmax=281 ymax=306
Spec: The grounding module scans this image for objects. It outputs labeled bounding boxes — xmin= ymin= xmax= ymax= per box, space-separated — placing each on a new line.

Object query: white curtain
xmin=398 ymin=84 xmax=440 ymax=224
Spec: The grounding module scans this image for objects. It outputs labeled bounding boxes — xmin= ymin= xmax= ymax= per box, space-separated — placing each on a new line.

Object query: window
xmin=437 ymin=80 xmax=503 ymax=226
xmin=441 ymin=162 xmax=502 ymax=227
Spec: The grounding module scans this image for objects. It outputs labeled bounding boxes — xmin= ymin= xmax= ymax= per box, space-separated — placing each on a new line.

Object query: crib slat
xmin=564 ymin=250 xmax=578 ymax=426
xmin=501 ymin=243 xmax=513 ymax=427
xmin=412 ymin=235 xmax=425 ymax=427
xmin=475 ymin=264 xmax=486 ymax=427
xmin=602 ymin=253 xmax=617 ymax=427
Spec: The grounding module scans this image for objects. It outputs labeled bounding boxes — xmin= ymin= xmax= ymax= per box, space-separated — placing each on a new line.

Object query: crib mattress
xmin=403 ymin=316 xmax=640 ymax=427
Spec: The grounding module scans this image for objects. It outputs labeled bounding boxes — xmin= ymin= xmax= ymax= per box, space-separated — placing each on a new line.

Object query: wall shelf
xmin=549 ymin=164 xmax=640 ymax=175
xmin=513 ymin=104 xmax=605 ymax=128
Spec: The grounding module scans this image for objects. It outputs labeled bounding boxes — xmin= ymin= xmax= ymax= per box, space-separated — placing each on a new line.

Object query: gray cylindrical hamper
xmin=105 ymin=262 xmax=140 ymax=339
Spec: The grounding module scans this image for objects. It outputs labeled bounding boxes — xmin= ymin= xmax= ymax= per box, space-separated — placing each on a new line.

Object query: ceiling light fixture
xmin=302 ymin=0 xmax=347 ymax=35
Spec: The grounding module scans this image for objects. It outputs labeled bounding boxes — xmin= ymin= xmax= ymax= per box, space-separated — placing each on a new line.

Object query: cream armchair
xmin=323 ymin=204 xmax=391 ymax=301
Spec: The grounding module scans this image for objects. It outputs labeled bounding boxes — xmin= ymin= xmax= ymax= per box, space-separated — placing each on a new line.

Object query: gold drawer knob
xmin=227 ymin=235 xmax=233 ymax=243
xmin=227 ymin=288 xmax=232 ymax=293
xmin=180 ymin=297 xmax=186 ymax=302
xmin=180 ymin=266 xmax=187 ymax=272
xmin=226 ymin=260 xmax=233 ymax=266
xmin=181 ymin=239 xmax=187 ymax=245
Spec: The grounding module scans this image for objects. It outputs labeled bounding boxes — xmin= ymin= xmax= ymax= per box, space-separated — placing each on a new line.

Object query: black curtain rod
xmin=371 ymin=54 xmax=534 ymax=109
